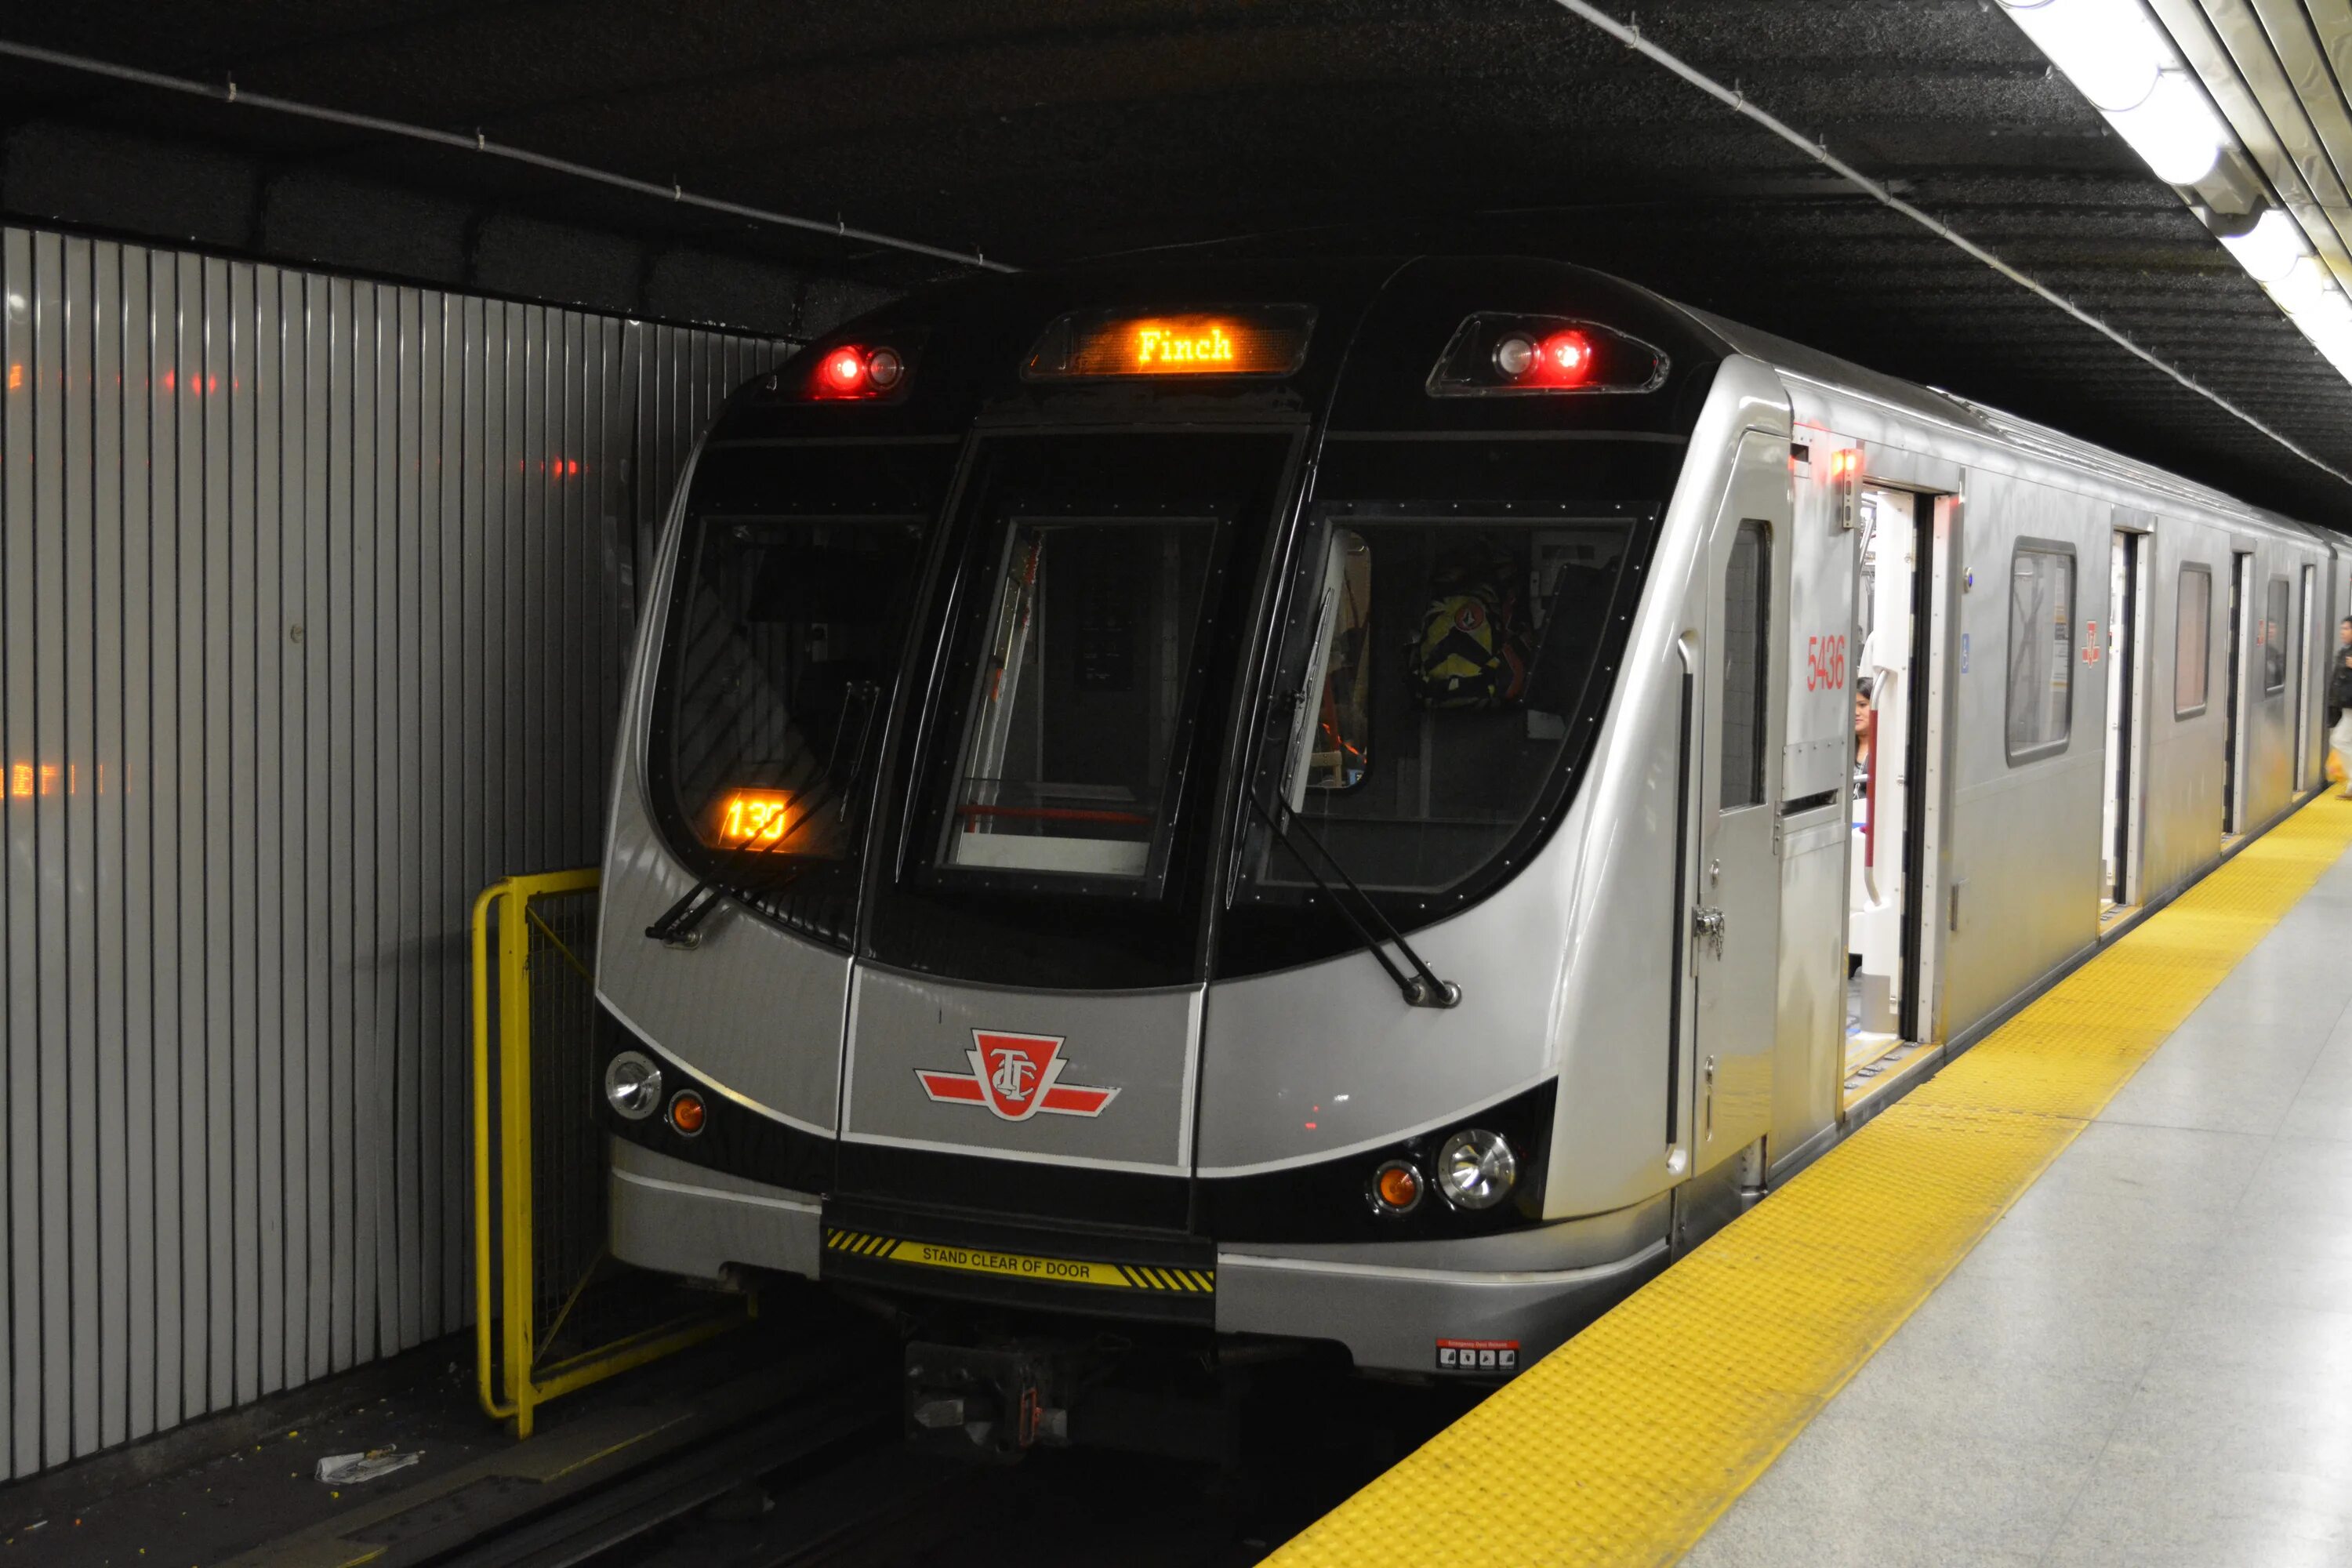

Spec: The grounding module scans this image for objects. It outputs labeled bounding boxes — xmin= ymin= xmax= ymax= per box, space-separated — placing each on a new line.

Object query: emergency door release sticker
xmin=1436 ymin=1338 xmax=1520 ymax=1371
xmin=914 ymin=1029 xmax=1119 ymax=1121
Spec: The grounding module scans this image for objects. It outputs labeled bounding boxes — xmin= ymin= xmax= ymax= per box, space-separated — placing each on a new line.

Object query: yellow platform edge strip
xmin=1271 ymin=797 xmax=2352 ymax=1568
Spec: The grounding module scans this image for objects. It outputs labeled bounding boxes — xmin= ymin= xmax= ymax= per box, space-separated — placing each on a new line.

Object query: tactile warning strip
xmin=1270 ymin=797 xmax=2352 ymax=1568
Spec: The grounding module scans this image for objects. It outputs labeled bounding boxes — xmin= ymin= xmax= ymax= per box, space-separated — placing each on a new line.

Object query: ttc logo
xmin=915 ymin=1031 xmax=1118 ymax=1122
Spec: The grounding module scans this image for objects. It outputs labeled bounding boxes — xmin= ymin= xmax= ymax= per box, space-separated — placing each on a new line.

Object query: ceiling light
xmin=2270 ymin=256 xmax=2332 ymax=318
xmin=2002 ymin=0 xmax=2165 ymax=112
xmin=2220 ymin=209 xmax=2308 ymax=285
xmin=1999 ymin=3 xmax=2226 ymax=186
xmin=2110 ymin=71 xmax=2224 ymax=184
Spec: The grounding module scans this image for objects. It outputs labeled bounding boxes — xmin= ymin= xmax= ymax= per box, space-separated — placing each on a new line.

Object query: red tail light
xmin=1428 ymin=313 xmax=1667 ymax=397
xmin=799 ymin=339 xmax=922 ymax=402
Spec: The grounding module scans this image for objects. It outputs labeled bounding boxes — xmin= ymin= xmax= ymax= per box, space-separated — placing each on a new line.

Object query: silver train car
xmin=593 ymin=256 xmax=2347 ymax=1439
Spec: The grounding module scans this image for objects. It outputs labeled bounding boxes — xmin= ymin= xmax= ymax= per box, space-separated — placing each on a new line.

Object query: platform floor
xmin=1689 ymin=836 xmax=2352 ymax=1567
xmin=1273 ymin=796 xmax=2352 ymax=1568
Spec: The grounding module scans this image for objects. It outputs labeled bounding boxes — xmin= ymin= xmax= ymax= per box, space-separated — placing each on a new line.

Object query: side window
xmin=2006 ymin=541 xmax=2074 ymax=764
xmin=2263 ymin=575 xmax=2289 ymax=694
xmin=2176 ymin=564 xmax=2211 ymax=718
xmin=1720 ymin=521 xmax=1769 ymax=808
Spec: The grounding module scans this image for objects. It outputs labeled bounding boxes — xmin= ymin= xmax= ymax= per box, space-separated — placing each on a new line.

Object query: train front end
xmin=595 ymin=257 xmax=1744 ymax=1436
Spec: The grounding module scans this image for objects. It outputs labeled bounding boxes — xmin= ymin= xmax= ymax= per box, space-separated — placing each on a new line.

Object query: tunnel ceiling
xmin=5 ymin=0 xmax=2352 ymax=522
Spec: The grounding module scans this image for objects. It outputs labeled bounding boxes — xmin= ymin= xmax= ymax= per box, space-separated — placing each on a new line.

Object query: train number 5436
xmin=1806 ymin=633 xmax=1848 ymax=692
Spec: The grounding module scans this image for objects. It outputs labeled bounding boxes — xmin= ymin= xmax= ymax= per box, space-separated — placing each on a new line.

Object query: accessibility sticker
xmin=1436 ymin=1338 xmax=1520 ymax=1372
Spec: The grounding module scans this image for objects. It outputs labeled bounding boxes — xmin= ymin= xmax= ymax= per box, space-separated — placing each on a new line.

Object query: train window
xmin=2176 ymin=564 xmax=2211 ymax=718
xmin=646 ymin=439 xmax=956 ymax=945
xmin=2264 ymin=575 xmax=2290 ymax=694
xmin=1222 ymin=434 xmax=1676 ymax=981
xmin=1243 ymin=510 xmax=1629 ymax=899
xmin=2005 ymin=541 xmax=2075 ymax=764
xmin=1720 ymin=521 xmax=1770 ymax=809
xmin=938 ymin=514 xmax=1218 ymax=879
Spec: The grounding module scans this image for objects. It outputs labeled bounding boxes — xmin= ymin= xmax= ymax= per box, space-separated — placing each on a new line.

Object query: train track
xmin=403 ymin=1373 xmax=967 ymax=1568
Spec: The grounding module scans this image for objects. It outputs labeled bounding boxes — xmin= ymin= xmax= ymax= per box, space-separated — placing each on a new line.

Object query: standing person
xmin=1852 ymin=677 xmax=1875 ymax=801
xmin=2330 ymin=619 xmax=2352 ymax=798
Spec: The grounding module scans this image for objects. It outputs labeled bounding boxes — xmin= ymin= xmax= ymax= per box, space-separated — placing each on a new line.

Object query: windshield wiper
xmin=1247 ymin=793 xmax=1460 ymax=1008
xmin=644 ymin=850 xmax=804 ymax=946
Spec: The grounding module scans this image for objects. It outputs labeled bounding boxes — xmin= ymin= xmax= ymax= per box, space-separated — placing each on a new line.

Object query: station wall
xmin=0 ymin=223 xmax=791 ymax=1479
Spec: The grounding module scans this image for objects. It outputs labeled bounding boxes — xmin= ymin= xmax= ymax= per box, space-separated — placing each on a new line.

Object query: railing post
xmin=471 ymin=881 xmax=516 ymax=1425
xmin=498 ymin=883 xmax=539 ymax=1438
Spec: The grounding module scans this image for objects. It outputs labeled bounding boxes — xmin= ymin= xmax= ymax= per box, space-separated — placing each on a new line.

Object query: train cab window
xmin=1256 ymin=508 xmax=1628 ymax=893
xmin=2264 ymin=575 xmax=2290 ymax=694
xmin=2005 ymin=542 xmax=2075 ymax=764
xmin=939 ymin=514 xmax=1217 ymax=879
xmin=2176 ymin=564 xmax=2211 ymax=717
xmin=1222 ymin=434 xmax=1676 ymax=976
xmin=1720 ymin=521 xmax=1769 ymax=809
xmin=646 ymin=439 xmax=956 ymax=943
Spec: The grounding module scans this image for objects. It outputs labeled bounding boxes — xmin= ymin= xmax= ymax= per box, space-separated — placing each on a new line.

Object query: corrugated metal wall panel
xmin=0 ymin=224 xmax=793 ymax=1479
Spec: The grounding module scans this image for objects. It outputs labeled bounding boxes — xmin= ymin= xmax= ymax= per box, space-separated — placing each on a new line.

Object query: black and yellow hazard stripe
xmin=1112 ymin=1262 xmax=1216 ymax=1294
xmin=824 ymin=1227 xmax=897 ymax=1258
xmin=824 ymin=1226 xmax=1213 ymax=1296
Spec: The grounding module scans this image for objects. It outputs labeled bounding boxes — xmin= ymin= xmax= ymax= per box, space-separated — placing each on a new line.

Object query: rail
xmin=471 ymin=867 xmax=747 ymax=1436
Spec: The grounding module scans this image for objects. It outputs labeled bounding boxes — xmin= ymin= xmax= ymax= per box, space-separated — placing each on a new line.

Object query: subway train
xmin=590 ymin=255 xmax=2346 ymax=1446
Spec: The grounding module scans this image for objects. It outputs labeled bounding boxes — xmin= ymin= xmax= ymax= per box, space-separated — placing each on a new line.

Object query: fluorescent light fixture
xmin=1998 ymin=0 xmax=2352 ymax=385
xmin=2270 ymin=255 xmax=2332 ymax=317
xmin=1999 ymin=2 xmax=2224 ymax=184
xmin=2112 ymin=71 xmax=2224 ymax=183
xmin=2002 ymin=0 xmax=2165 ymax=111
xmin=2220 ymin=209 xmax=2310 ymax=284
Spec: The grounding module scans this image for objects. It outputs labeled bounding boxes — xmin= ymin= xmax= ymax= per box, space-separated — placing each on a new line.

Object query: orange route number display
xmin=717 ymin=789 xmax=794 ymax=848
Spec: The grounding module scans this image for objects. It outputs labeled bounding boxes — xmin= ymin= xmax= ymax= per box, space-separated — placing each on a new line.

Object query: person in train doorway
xmin=1849 ymin=677 xmax=1875 ymax=980
xmin=1852 ymin=677 xmax=1875 ymax=803
xmin=2329 ymin=619 xmax=2352 ymax=798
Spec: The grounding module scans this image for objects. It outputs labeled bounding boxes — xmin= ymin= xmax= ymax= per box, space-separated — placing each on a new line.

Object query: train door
xmin=2102 ymin=528 xmax=2147 ymax=914
xmin=2224 ymin=550 xmax=2250 ymax=837
xmin=1684 ymin=430 xmax=1786 ymax=1180
xmin=1843 ymin=484 xmax=1951 ymax=1105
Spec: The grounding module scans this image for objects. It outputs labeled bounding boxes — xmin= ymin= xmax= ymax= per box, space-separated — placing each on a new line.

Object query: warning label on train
xmin=826 ymin=1226 xmax=1214 ymax=1294
xmin=884 ymin=1240 xmax=1132 ymax=1288
xmin=1436 ymin=1338 xmax=1519 ymax=1371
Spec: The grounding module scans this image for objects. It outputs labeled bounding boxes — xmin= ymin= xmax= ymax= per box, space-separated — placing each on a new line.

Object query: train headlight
xmin=604 ymin=1051 xmax=662 ymax=1121
xmin=1369 ymin=1160 xmax=1424 ymax=1215
xmin=1436 ymin=1130 xmax=1517 ymax=1210
xmin=668 ymin=1091 xmax=707 ymax=1137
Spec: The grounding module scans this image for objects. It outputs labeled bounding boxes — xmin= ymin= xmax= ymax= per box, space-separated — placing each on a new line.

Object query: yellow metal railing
xmin=471 ymin=868 xmax=746 ymax=1437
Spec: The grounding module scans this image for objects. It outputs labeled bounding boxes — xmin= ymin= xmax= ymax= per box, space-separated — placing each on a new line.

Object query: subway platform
xmin=1276 ymin=795 xmax=2352 ymax=1567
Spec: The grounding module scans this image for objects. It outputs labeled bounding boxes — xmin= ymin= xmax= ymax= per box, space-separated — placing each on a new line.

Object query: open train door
xmin=1675 ymin=428 xmax=1789 ymax=1232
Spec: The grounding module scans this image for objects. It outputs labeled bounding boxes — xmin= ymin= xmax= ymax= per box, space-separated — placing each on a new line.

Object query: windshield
xmin=866 ymin=430 xmax=1298 ymax=989
xmin=1220 ymin=434 xmax=1678 ymax=977
xmin=942 ymin=514 xmax=1217 ymax=881
xmin=645 ymin=438 xmax=957 ymax=943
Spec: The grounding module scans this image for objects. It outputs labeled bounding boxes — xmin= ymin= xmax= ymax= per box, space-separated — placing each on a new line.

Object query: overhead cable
xmin=0 ymin=37 xmax=1015 ymax=275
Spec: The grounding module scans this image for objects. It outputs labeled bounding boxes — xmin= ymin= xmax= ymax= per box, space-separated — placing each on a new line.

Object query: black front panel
xmin=832 ymin=1138 xmax=1192 ymax=1232
xmin=1197 ymin=1079 xmax=1558 ymax=1243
